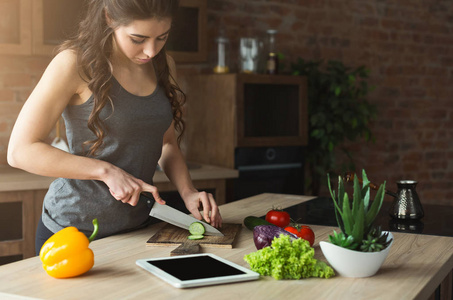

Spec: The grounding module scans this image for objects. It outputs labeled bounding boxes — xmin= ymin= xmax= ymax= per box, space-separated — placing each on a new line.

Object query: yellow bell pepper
xmin=39 ymin=219 xmax=99 ymax=279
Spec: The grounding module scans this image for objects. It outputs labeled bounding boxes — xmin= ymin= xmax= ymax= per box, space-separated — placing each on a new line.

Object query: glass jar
xmin=239 ymin=37 xmax=260 ymax=73
xmin=213 ymin=32 xmax=230 ymax=74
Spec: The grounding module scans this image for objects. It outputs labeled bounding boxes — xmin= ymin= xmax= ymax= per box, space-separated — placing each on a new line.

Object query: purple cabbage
xmin=253 ymin=225 xmax=298 ymax=250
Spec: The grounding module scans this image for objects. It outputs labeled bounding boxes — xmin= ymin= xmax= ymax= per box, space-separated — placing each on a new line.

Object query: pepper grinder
xmin=388 ymin=180 xmax=424 ymax=220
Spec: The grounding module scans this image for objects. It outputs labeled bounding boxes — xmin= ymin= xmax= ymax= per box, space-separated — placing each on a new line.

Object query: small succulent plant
xmin=328 ymin=231 xmax=358 ymax=250
xmin=327 ymin=169 xmax=393 ymax=252
xmin=360 ymin=226 xmax=392 ymax=252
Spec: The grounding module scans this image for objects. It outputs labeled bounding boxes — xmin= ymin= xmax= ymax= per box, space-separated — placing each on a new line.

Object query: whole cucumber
xmin=243 ymin=216 xmax=274 ymax=230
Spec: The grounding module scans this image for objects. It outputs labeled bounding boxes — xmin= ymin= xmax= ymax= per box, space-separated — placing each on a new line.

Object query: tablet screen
xmin=136 ymin=253 xmax=260 ymax=288
xmin=146 ymin=255 xmax=245 ymax=280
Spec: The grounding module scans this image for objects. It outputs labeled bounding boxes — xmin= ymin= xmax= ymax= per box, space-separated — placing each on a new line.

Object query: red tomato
xmin=285 ymin=225 xmax=315 ymax=247
xmin=284 ymin=226 xmax=299 ymax=235
xmin=265 ymin=210 xmax=290 ymax=228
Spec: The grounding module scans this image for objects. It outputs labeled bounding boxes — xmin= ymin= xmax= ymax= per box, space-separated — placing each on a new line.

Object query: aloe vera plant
xmin=327 ymin=169 xmax=391 ymax=252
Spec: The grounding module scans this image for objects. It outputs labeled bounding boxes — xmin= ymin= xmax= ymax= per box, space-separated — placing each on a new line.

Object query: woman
xmin=7 ymin=0 xmax=222 ymax=255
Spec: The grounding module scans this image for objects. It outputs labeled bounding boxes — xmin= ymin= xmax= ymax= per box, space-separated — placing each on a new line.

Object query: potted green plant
xmin=291 ymin=59 xmax=376 ymax=195
xmin=319 ymin=169 xmax=393 ymax=277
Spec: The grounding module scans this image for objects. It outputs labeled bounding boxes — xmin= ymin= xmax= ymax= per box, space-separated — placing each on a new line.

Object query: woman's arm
xmin=159 ymin=55 xmax=222 ymax=227
xmin=7 ymin=50 xmax=164 ymax=206
xmin=159 ymin=123 xmax=222 ymax=228
xmin=8 ymin=50 xmax=101 ymax=178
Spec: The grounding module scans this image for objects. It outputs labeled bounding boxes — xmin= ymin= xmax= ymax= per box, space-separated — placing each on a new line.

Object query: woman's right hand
xmin=103 ymin=164 xmax=165 ymax=207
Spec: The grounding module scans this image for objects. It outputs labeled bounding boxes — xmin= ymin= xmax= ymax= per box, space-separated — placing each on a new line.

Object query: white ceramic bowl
xmin=320 ymin=231 xmax=394 ymax=278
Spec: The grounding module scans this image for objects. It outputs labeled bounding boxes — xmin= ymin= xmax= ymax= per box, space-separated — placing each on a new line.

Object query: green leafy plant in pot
xmin=320 ymin=169 xmax=394 ymax=277
xmin=291 ymin=59 xmax=376 ymax=196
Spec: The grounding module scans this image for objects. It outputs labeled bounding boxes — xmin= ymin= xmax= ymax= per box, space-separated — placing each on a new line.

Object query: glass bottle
xmin=266 ymin=29 xmax=278 ymax=75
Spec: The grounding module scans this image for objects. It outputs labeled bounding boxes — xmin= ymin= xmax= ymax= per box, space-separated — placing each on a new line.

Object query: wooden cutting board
xmin=146 ymin=223 xmax=242 ymax=256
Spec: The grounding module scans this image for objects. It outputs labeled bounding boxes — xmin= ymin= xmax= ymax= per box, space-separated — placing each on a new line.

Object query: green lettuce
xmin=244 ymin=234 xmax=335 ymax=280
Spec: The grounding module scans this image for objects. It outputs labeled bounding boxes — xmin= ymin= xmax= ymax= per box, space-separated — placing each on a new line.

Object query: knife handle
xmin=141 ymin=192 xmax=155 ymax=209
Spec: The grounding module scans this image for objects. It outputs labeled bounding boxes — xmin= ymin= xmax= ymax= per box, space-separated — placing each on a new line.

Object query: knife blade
xmin=142 ymin=193 xmax=224 ymax=237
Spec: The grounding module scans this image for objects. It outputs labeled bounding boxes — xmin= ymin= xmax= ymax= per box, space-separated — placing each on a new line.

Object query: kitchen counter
xmin=0 ymin=193 xmax=452 ymax=300
xmin=0 ymin=166 xmax=55 ymax=192
xmin=0 ymin=163 xmax=238 ymax=260
xmin=0 ymin=163 xmax=239 ymax=192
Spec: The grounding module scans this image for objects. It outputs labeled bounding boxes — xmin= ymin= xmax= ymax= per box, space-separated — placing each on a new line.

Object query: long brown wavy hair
xmin=59 ymin=0 xmax=185 ymax=156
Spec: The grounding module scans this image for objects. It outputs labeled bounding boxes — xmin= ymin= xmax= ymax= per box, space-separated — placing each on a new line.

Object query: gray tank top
xmin=42 ymin=77 xmax=173 ymax=238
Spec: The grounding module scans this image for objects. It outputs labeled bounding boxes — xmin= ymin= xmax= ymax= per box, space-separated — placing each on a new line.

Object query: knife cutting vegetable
xmin=188 ymin=221 xmax=205 ymax=240
xmin=142 ymin=192 xmax=224 ymax=237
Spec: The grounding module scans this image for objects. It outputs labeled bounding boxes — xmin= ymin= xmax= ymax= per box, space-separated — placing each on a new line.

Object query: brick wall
xmin=193 ymin=0 xmax=453 ymax=205
xmin=0 ymin=56 xmax=53 ymax=165
xmin=1 ymin=0 xmax=452 ymax=205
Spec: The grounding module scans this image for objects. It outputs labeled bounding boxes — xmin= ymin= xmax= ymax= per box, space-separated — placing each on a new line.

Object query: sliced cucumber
xmin=188 ymin=234 xmax=204 ymax=240
xmin=189 ymin=222 xmax=206 ymax=235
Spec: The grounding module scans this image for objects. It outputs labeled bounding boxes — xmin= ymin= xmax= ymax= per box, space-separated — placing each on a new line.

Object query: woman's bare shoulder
xmin=51 ymin=49 xmax=78 ymax=69
xmin=46 ymin=49 xmax=87 ymax=92
xmin=51 ymin=50 xmax=80 ymax=75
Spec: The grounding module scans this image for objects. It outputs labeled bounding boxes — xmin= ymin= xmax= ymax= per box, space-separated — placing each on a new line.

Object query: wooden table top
xmin=0 ymin=193 xmax=452 ymax=300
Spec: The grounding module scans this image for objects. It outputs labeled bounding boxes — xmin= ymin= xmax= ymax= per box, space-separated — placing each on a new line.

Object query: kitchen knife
xmin=142 ymin=193 xmax=224 ymax=237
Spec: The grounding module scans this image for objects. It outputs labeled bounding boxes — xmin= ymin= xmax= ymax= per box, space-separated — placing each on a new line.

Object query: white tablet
xmin=136 ymin=253 xmax=260 ymax=288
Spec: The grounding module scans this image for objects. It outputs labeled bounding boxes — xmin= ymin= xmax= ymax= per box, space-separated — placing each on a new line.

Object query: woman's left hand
xmin=182 ymin=190 xmax=222 ymax=228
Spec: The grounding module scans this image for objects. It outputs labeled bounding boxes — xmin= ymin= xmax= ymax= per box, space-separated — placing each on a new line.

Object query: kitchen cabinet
xmin=0 ymin=190 xmax=46 ymax=264
xmin=0 ymin=0 xmax=86 ymax=56
xmin=0 ymin=0 xmax=207 ymax=62
xmin=0 ymin=0 xmax=32 ymax=55
xmin=184 ymin=74 xmax=308 ymax=201
xmin=167 ymin=0 xmax=207 ymax=63
xmin=184 ymin=73 xmax=308 ymax=169
xmin=31 ymin=0 xmax=87 ymax=56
